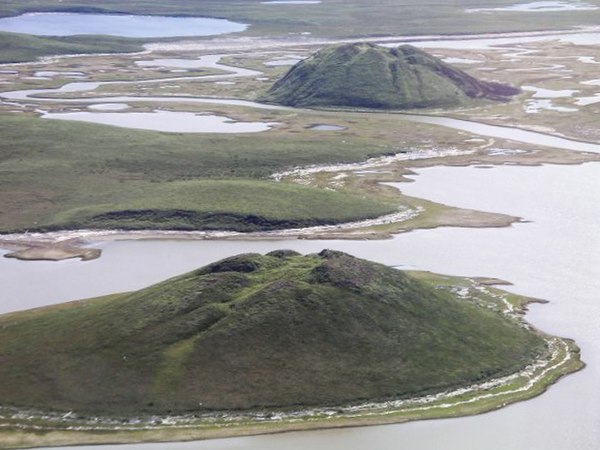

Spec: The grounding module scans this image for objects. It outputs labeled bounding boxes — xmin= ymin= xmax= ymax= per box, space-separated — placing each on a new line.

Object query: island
xmin=0 ymin=250 xmax=582 ymax=448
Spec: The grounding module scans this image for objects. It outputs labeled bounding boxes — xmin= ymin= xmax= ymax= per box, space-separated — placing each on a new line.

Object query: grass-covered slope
xmin=0 ymin=114 xmax=399 ymax=233
xmin=47 ymin=179 xmax=396 ymax=232
xmin=0 ymin=250 xmax=545 ymax=415
xmin=262 ymin=43 xmax=519 ymax=109
xmin=0 ymin=31 xmax=143 ymax=63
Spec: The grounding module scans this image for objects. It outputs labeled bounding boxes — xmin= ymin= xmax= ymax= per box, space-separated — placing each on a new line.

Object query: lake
xmin=0 ymin=13 xmax=247 ymax=38
xmin=2 ymin=162 xmax=599 ymax=449
xmin=42 ymin=110 xmax=278 ymax=133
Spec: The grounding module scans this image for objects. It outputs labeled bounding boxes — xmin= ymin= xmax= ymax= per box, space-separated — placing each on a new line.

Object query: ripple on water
xmin=261 ymin=1 xmax=322 ymax=4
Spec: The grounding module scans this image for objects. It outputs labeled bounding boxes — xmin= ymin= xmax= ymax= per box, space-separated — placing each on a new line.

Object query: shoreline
xmin=3 ymin=147 xmax=599 ymax=262
xmin=0 ymin=203 xmax=516 ymax=263
xmin=0 ymin=276 xmax=584 ymax=449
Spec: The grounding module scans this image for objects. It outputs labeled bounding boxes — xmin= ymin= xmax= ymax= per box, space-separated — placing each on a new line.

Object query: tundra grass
xmin=0 ymin=252 xmax=549 ymax=414
xmin=0 ymin=113 xmax=400 ymax=232
xmin=0 ymin=31 xmax=143 ymax=63
xmin=46 ymin=179 xmax=398 ymax=232
xmin=2 ymin=1 xmax=600 ymax=62
xmin=0 ymin=262 xmax=582 ymax=449
xmin=2 ymin=0 xmax=600 ymax=38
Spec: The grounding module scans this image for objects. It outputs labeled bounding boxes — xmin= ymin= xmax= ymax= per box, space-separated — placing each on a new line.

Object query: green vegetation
xmin=0 ymin=31 xmax=143 ymax=63
xmin=49 ymin=179 xmax=396 ymax=232
xmin=0 ymin=250 xmax=546 ymax=414
xmin=0 ymin=114 xmax=400 ymax=233
xmin=262 ymin=43 xmax=519 ymax=109
xmin=2 ymin=0 xmax=600 ymax=38
xmin=2 ymin=1 xmax=600 ymax=62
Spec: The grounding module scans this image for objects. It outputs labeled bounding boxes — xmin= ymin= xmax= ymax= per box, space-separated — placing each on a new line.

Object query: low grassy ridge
xmin=262 ymin=43 xmax=519 ymax=109
xmin=0 ymin=31 xmax=143 ymax=63
xmin=48 ymin=179 xmax=396 ymax=232
xmin=0 ymin=114 xmax=399 ymax=233
xmin=0 ymin=250 xmax=546 ymax=415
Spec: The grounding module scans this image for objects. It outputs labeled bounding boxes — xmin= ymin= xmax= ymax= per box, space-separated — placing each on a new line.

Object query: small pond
xmin=42 ymin=110 xmax=278 ymax=133
xmin=87 ymin=103 xmax=130 ymax=111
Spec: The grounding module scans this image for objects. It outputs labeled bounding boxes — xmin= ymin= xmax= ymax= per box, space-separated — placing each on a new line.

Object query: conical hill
xmin=262 ymin=43 xmax=519 ymax=109
xmin=0 ymin=250 xmax=543 ymax=414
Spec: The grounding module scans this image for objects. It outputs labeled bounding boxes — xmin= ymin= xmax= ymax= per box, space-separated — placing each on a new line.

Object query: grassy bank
xmin=47 ymin=179 xmax=398 ymax=232
xmin=0 ymin=113 xmax=400 ymax=233
xmin=0 ymin=31 xmax=144 ymax=63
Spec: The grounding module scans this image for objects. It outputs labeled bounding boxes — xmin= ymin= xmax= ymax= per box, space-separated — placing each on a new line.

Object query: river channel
xmin=3 ymin=77 xmax=600 ymax=151
xmin=1 ymin=162 xmax=599 ymax=449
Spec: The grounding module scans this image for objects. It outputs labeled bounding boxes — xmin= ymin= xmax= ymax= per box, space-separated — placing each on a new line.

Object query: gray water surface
xmin=403 ymin=114 xmax=600 ymax=152
xmin=3 ymin=77 xmax=600 ymax=152
xmin=2 ymin=162 xmax=600 ymax=449
xmin=0 ymin=13 xmax=247 ymax=38
xmin=42 ymin=110 xmax=278 ymax=133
